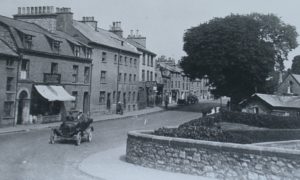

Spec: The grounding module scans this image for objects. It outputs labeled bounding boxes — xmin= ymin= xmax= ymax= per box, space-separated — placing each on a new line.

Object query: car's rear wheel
xmin=87 ymin=130 xmax=92 ymax=142
xmin=76 ymin=132 xmax=81 ymax=146
xmin=49 ymin=133 xmax=56 ymax=144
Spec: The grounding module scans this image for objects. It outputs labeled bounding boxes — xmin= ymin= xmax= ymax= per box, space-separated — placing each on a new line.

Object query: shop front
xmin=30 ymin=85 xmax=75 ymax=123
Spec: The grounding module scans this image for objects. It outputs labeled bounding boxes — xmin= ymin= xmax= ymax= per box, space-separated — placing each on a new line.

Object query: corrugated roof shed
xmin=255 ymin=93 xmax=300 ymax=108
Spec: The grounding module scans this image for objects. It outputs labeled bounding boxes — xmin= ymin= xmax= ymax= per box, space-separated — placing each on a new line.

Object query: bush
xmin=220 ymin=110 xmax=300 ymax=129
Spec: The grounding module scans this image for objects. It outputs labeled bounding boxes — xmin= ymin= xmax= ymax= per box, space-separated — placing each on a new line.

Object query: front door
xmin=106 ymin=93 xmax=111 ymax=110
xmin=17 ymin=91 xmax=28 ymax=125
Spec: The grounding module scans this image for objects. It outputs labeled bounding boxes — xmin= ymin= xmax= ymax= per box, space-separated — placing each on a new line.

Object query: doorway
xmin=83 ymin=92 xmax=89 ymax=114
xmin=106 ymin=93 xmax=111 ymax=110
xmin=17 ymin=91 xmax=28 ymax=125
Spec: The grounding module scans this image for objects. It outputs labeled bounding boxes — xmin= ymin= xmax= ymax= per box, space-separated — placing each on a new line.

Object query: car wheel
xmin=49 ymin=133 xmax=56 ymax=144
xmin=76 ymin=132 xmax=81 ymax=146
xmin=87 ymin=131 xmax=92 ymax=142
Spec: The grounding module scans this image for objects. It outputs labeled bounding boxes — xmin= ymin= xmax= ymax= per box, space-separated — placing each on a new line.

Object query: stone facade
xmin=277 ymin=73 xmax=300 ymax=96
xmin=126 ymin=130 xmax=300 ymax=180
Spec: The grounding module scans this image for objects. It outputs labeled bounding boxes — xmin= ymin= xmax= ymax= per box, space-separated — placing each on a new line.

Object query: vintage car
xmin=49 ymin=111 xmax=94 ymax=146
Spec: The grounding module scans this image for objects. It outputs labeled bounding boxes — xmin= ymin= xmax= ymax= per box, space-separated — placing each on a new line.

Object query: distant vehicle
xmin=49 ymin=110 xmax=94 ymax=146
xmin=187 ymin=94 xmax=199 ymax=104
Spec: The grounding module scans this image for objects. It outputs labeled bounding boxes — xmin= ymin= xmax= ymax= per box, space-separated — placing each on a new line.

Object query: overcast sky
xmin=1 ymin=0 xmax=300 ymax=68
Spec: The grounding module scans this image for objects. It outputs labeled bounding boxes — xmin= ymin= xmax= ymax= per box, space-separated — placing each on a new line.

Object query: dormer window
xmin=51 ymin=40 xmax=61 ymax=54
xmin=74 ymin=45 xmax=80 ymax=57
xmin=23 ymin=35 xmax=33 ymax=49
xmin=84 ymin=48 xmax=92 ymax=59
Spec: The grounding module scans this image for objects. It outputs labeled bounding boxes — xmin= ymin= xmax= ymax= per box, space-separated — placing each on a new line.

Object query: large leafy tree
xmin=181 ymin=14 xmax=298 ymax=104
xmin=291 ymin=55 xmax=300 ymax=74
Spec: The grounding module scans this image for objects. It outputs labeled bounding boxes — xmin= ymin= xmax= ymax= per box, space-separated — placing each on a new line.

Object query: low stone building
xmin=277 ymin=73 xmax=300 ymax=96
xmin=240 ymin=93 xmax=300 ymax=117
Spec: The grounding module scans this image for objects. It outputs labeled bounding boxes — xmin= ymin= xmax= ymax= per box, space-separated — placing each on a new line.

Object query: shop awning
xmin=34 ymin=85 xmax=75 ymax=101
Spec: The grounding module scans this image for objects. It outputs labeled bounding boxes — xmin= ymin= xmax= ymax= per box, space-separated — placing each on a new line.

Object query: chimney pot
xmin=18 ymin=7 xmax=21 ymax=15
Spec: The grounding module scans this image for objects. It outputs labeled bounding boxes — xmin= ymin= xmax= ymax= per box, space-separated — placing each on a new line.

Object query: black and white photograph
xmin=0 ymin=0 xmax=300 ymax=179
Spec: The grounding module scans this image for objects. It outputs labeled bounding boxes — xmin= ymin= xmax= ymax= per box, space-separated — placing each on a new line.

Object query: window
xmin=51 ymin=40 xmax=61 ymax=54
xmin=155 ymin=73 xmax=157 ymax=81
xmin=171 ymin=81 xmax=173 ymax=88
xmin=102 ymin=52 xmax=107 ymax=62
xmin=118 ymin=73 xmax=122 ymax=82
xmin=84 ymin=67 xmax=90 ymax=84
xmin=119 ymin=56 xmax=123 ymax=64
xmin=142 ymin=70 xmax=145 ymax=81
xmin=130 ymin=58 xmax=132 ymax=66
xmin=85 ymin=48 xmax=92 ymax=59
xmin=99 ymin=91 xmax=105 ymax=104
xmin=151 ymin=56 xmax=153 ymax=67
xmin=182 ymin=83 xmax=185 ymax=90
xmin=4 ymin=101 xmax=14 ymax=117
xmin=114 ymin=54 xmax=118 ymax=64
xmin=147 ymin=55 xmax=150 ymax=66
xmin=6 ymin=77 xmax=14 ymax=91
xmin=71 ymin=91 xmax=78 ymax=109
xmin=178 ymin=81 xmax=180 ymax=88
xmin=22 ymin=34 xmax=33 ymax=49
xmin=113 ymin=91 xmax=116 ymax=102
xmin=72 ymin=65 xmax=78 ymax=83
xmin=129 ymin=74 xmax=132 ymax=82
xmin=74 ymin=45 xmax=80 ymax=57
xmin=51 ymin=63 xmax=58 ymax=74
xmin=100 ymin=71 xmax=106 ymax=82
xmin=124 ymin=56 xmax=127 ymax=65
xmin=20 ymin=59 xmax=29 ymax=79
xmin=142 ymin=54 xmax=146 ymax=65
xmin=134 ymin=74 xmax=137 ymax=82
xmin=134 ymin=59 xmax=137 ymax=66
xmin=117 ymin=91 xmax=121 ymax=102
xmin=132 ymin=92 xmax=136 ymax=102
xmin=6 ymin=59 xmax=14 ymax=67
xmin=124 ymin=73 xmax=127 ymax=82
xmin=150 ymin=72 xmax=153 ymax=81
xmin=128 ymin=92 xmax=131 ymax=102
xmin=147 ymin=70 xmax=149 ymax=81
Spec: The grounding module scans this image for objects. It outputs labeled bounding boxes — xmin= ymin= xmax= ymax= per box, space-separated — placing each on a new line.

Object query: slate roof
xmin=73 ymin=21 xmax=140 ymax=55
xmin=126 ymin=39 xmax=156 ymax=56
xmin=0 ymin=15 xmax=91 ymax=59
xmin=291 ymin=74 xmax=300 ymax=85
xmin=253 ymin=93 xmax=300 ymax=109
xmin=0 ymin=39 xmax=18 ymax=57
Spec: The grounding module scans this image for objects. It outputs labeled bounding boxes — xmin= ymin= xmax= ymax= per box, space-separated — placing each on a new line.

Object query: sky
xmin=1 ymin=0 xmax=300 ymax=68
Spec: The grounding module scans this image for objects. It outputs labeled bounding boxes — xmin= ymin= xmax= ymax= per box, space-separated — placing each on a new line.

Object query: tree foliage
xmin=291 ymin=55 xmax=300 ymax=74
xmin=180 ymin=13 xmax=298 ymax=103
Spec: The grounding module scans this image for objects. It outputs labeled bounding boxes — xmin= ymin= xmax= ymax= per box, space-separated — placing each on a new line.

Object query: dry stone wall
xmin=126 ymin=130 xmax=300 ymax=180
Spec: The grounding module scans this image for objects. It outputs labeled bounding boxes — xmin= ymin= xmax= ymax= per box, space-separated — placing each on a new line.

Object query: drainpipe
xmin=89 ymin=63 xmax=93 ymax=116
xmin=116 ymin=49 xmax=121 ymax=114
xmin=14 ymin=53 xmax=22 ymax=126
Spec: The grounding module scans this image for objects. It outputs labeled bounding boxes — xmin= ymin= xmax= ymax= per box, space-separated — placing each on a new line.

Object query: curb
xmin=0 ymin=108 xmax=166 ymax=135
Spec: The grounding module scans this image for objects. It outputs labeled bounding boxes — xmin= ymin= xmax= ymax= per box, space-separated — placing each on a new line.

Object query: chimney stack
xmin=109 ymin=21 xmax=123 ymax=37
xmin=127 ymin=29 xmax=147 ymax=48
xmin=80 ymin=16 xmax=98 ymax=31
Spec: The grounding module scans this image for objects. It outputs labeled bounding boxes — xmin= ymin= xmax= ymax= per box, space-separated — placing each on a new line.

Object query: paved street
xmin=0 ymin=105 xmax=208 ymax=180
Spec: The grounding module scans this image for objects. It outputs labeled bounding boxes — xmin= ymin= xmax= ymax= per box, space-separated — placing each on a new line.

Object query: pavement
xmin=0 ymin=104 xmax=176 ymax=135
xmin=79 ymin=145 xmax=214 ymax=180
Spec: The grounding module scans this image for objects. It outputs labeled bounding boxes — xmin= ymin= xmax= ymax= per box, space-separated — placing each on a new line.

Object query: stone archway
xmin=17 ymin=90 xmax=29 ymax=125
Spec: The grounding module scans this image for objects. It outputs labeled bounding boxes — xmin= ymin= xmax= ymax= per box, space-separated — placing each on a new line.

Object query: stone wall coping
xmin=128 ymin=130 xmax=300 ymax=158
xmin=254 ymin=140 xmax=300 ymax=145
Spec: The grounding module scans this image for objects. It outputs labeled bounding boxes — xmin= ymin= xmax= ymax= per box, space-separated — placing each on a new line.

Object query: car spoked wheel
xmin=87 ymin=130 xmax=92 ymax=142
xmin=49 ymin=133 xmax=56 ymax=144
xmin=76 ymin=132 xmax=81 ymax=146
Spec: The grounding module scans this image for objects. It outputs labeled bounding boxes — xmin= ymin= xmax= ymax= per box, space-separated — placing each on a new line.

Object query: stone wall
xmin=126 ymin=130 xmax=300 ymax=180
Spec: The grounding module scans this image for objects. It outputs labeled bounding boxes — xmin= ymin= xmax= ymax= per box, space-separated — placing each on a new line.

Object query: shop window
xmin=72 ymin=65 xmax=79 ymax=83
xmin=4 ymin=101 xmax=14 ymax=117
xmin=99 ymin=91 xmax=106 ymax=104
xmin=6 ymin=77 xmax=14 ymax=91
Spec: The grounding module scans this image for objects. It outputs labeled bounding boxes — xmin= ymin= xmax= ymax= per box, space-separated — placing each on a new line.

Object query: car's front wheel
xmin=87 ymin=130 xmax=92 ymax=142
xmin=75 ymin=132 xmax=81 ymax=146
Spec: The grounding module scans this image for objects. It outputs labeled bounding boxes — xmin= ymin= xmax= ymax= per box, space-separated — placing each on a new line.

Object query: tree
xmin=180 ymin=13 xmax=298 ymax=104
xmin=291 ymin=55 xmax=300 ymax=74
